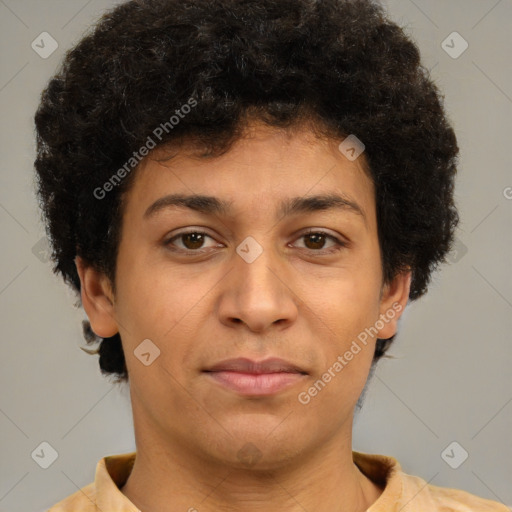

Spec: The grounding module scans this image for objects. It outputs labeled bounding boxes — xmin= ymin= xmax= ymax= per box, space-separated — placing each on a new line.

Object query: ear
xmin=376 ymin=269 xmax=411 ymax=339
xmin=75 ymin=256 xmax=119 ymax=338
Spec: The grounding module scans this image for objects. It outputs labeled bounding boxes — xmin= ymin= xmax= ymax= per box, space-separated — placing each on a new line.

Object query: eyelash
xmin=164 ymin=229 xmax=347 ymax=255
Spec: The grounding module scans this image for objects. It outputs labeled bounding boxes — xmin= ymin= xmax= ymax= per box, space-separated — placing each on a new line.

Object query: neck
xmin=121 ymin=425 xmax=383 ymax=512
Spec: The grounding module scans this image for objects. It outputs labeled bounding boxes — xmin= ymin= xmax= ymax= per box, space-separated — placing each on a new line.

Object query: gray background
xmin=0 ymin=0 xmax=511 ymax=511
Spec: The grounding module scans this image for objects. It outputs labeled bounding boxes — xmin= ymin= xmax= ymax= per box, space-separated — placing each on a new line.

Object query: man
xmin=34 ymin=0 xmax=508 ymax=510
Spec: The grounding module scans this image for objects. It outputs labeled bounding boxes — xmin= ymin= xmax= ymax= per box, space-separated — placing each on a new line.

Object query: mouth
xmin=202 ymin=357 xmax=308 ymax=396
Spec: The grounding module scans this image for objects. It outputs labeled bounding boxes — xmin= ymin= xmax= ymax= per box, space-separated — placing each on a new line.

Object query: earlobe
xmin=75 ymin=256 xmax=119 ymax=338
xmin=376 ymin=270 xmax=411 ymax=339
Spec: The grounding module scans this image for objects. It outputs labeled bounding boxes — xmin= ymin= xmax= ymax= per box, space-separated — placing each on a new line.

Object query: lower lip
xmin=205 ymin=371 xmax=306 ymax=396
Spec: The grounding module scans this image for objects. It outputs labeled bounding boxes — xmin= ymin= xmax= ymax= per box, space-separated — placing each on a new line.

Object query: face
xmin=79 ymin=121 xmax=410 ymax=470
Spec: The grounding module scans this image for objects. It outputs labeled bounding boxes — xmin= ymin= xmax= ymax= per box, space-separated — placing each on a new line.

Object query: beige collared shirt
xmin=47 ymin=451 xmax=509 ymax=511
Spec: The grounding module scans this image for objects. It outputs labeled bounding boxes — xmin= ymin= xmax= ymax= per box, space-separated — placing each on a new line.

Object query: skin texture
xmin=76 ymin=121 xmax=411 ymax=512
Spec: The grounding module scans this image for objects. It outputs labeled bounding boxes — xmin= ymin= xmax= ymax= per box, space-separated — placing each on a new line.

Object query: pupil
xmin=184 ymin=233 xmax=204 ymax=249
xmin=306 ymin=233 xmax=325 ymax=249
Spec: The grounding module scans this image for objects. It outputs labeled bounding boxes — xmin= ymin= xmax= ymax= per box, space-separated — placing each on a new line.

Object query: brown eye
xmin=180 ymin=232 xmax=207 ymax=250
xmin=303 ymin=232 xmax=329 ymax=250
xmin=294 ymin=230 xmax=345 ymax=253
xmin=165 ymin=231 xmax=219 ymax=252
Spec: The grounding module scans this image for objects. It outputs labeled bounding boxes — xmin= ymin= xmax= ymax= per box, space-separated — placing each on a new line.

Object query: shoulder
xmin=44 ymin=452 xmax=137 ymax=511
xmin=400 ymin=472 xmax=510 ymax=511
xmin=353 ymin=451 xmax=509 ymax=512
xmin=46 ymin=482 xmax=96 ymax=511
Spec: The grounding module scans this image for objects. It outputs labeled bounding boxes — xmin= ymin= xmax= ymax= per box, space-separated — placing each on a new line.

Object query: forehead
xmin=123 ymin=122 xmax=376 ymax=227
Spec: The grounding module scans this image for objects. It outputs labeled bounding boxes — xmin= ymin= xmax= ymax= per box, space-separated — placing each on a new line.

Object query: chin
xmin=202 ymin=426 xmax=307 ymax=471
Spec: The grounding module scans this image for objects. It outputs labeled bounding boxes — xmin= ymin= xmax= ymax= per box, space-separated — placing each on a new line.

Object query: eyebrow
xmin=143 ymin=193 xmax=367 ymax=225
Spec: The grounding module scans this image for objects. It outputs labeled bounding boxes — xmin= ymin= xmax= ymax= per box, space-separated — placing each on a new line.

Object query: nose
xmin=217 ymin=240 xmax=299 ymax=333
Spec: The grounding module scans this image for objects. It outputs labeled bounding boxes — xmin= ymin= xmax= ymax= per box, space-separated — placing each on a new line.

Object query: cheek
xmin=113 ymin=251 xmax=216 ymax=369
xmin=317 ymin=269 xmax=381 ymax=334
xmin=306 ymin=271 xmax=382 ymax=396
xmin=114 ymin=241 xmax=172 ymax=326
xmin=304 ymin=282 xmax=379 ymax=418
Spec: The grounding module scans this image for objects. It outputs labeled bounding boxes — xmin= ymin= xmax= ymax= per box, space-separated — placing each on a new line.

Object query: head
xmin=34 ymin=0 xmax=458 ymax=464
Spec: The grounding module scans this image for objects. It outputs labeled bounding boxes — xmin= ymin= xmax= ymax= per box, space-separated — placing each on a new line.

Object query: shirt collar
xmin=95 ymin=452 xmax=139 ymax=511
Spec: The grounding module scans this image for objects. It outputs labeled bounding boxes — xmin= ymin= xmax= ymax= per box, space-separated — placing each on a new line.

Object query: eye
xmin=292 ymin=230 xmax=347 ymax=254
xmin=165 ymin=230 xmax=221 ymax=253
xmin=164 ymin=229 xmax=347 ymax=255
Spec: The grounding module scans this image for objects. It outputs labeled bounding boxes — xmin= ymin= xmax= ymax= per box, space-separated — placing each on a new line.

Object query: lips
xmin=203 ymin=357 xmax=308 ymax=396
xmin=203 ymin=357 xmax=308 ymax=375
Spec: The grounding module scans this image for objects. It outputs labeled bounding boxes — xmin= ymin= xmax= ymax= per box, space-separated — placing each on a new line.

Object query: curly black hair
xmin=34 ymin=0 xmax=459 ymax=382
